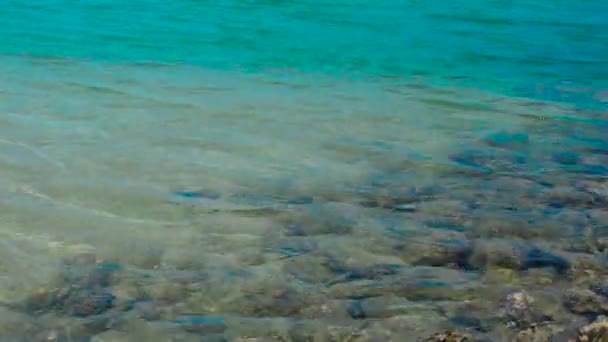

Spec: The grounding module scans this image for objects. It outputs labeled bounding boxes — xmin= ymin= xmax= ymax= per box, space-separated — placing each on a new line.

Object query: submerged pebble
xmin=483 ymin=130 xmax=530 ymax=150
xmin=175 ymin=315 xmax=227 ymax=335
xmin=423 ymin=330 xmax=472 ymax=342
xmin=571 ymin=316 xmax=608 ymax=341
xmin=553 ymin=151 xmax=581 ymax=165
xmin=563 ymin=288 xmax=608 ymax=316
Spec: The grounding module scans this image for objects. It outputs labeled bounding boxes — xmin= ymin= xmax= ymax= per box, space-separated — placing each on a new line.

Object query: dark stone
xmin=503 ymin=291 xmax=551 ymax=329
xmin=392 ymin=203 xmax=417 ymax=212
xmin=24 ymin=260 xmax=121 ymax=318
xmin=359 ymin=199 xmax=380 ymax=208
xmin=329 ymin=269 xmax=477 ymax=301
xmin=423 ymin=330 xmax=471 ymax=342
xmin=590 ymin=285 xmax=608 ymax=298
xmin=238 ymin=286 xmax=307 ymax=317
xmin=134 ymin=301 xmax=161 ymax=321
xmin=285 ymin=225 xmax=307 ymax=236
xmin=467 ymin=239 xmax=527 ymax=271
xmin=286 ymin=196 xmax=314 ymax=205
xmin=483 ymin=131 xmax=529 ymax=150
xmin=424 ymin=218 xmax=467 ymax=232
xmin=403 ymin=239 xmax=473 ymax=269
xmin=347 ymin=301 xmax=366 ymax=320
xmin=553 ymin=151 xmax=581 ymax=165
xmin=175 ymin=315 xmax=227 ymax=334
xmin=448 ymin=149 xmax=527 ymax=175
xmin=62 ymin=289 xmax=115 ymax=317
xmin=543 ymin=187 xmax=596 ymax=209
xmin=450 ymin=314 xmax=484 ymax=332
xmin=580 ymin=164 xmax=608 ymax=176
xmin=279 ymin=239 xmax=317 ymax=259
xmin=323 ymin=256 xmax=401 ymax=285
xmin=570 ymin=317 xmax=608 ymax=341
xmin=521 ymin=248 xmax=570 ymax=274
xmin=563 ymin=288 xmax=608 ymax=315
xmin=173 ymin=190 xmax=220 ymax=200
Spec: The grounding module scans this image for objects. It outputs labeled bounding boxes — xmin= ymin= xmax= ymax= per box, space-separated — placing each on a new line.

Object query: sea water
xmin=0 ymin=1 xmax=607 ymax=340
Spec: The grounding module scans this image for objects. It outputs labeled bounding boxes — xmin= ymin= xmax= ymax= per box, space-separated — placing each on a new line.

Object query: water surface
xmin=0 ymin=1 xmax=607 ymax=341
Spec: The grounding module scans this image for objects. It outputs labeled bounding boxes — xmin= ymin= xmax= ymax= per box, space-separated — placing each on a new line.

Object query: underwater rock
xmin=515 ymin=324 xmax=555 ymax=342
xmin=275 ymin=209 xmax=354 ymax=236
xmin=347 ymin=300 xmax=366 ymax=320
xmin=396 ymin=235 xmax=472 ymax=269
xmin=358 ymin=185 xmax=441 ymax=210
xmin=175 ymin=315 xmax=227 ymax=335
xmin=563 ymin=288 xmax=608 ymax=316
xmin=278 ymin=238 xmax=318 ymax=259
xmin=570 ymin=316 xmax=608 ymax=341
xmin=142 ymin=281 xmax=188 ymax=305
xmin=483 ymin=131 xmax=530 ymax=150
xmin=328 ymin=266 xmax=477 ymax=301
xmin=61 ymin=287 xmax=116 ymax=317
xmin=543 ymin=187 xmax=596 ymax=209
xmin=236 ymin=285 xmax=309 ymax=317
xmin=448 ymin=148 xmax=527 ymax=175
xmin=553 ymin=151 xmax=582 ymax=165
xmin=23 ymin=261 xmax=123 ymax=318
xmin=393 ymin=203 xmax=418 ymax=212
xmin=521 ymin=248 xmax=570 ymax=274
xmin=91 ymin=330 xmax=131 ymax=342
xmin=173 ymin=190 xmax=221 ymax=200
xmin=323 ymin=256 xmax=401 ymax=285
xmin=468 ymin=213 xmax=562 ymax=240
xmin=467 ymin=239 xmax=527 ymax=271
xmin=286 ymin=195 xmax=314 ymax=205
xmin=467 ymin=239 xmax=570 ymax=274
xmin=423 ymin=330 xmax=472 ymax=342
xmin=357 ymin=296 xmax=438 ymax=320
xmin=0 ymin=307 xmax=40 ymax=339
xmin=134 ymin=301 xmax=162 ymax=321
xmin=282 ymin=254 xmax=336 ymax=284
xmin=504 ymin=291 xmax=552 ymax=329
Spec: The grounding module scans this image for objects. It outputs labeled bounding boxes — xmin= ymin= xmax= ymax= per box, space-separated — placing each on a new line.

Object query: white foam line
xmin=19 ymin=186 xmax=188 ymax=227
xmin=0 ymin=138 xmax=66 ymax=169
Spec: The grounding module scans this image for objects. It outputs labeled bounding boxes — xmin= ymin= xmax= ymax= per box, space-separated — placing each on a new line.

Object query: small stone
xmin=423 ymin=330 xmax=471 ymax=342
xmin=143 ymin=282 xmax=187 ymax=304
xmin=515 ymin=324 xmax=553 ymax=342
xmin=91 ymin=330 xmax=130 ymax=342
xmin=324 ymin=257 xmax=401 ymax=285
xmin=504 ymin=291 xmax=547 ymax=328
xmin=175 ymin=315 xmax=227 ymax=335
xmin=285 ymin=225 xmax=306 ymax=236
xmin=134 ymin=301 xmax=161 ymax=321
xmin=398 ymin=237 xmax=472 ymax=269
xmin=62 ymin=288 xmax=115 ymax=317
xmin=563 ymin=288 xmax=608 ymax=315
xmin=467 ymin=239 xmax=527 ymax=271
xmin=483 ymin=131 xmax=530 ymax=150
xmin=570 ymin=316 xmax=608 ymax=341
xmin=278 ymin=239 xmax=317 ymax=259
xmin=543 ymin=187 xmax=596 ymax=209
xmin=237 ymin=285 xmax=308 ymax=317
xmin=347 ymin=301 xmax=366 ymax=320
xmin=450 ymin=314 xmax=484 ymax=332
xmin=173 ymin=190 xmax=220 ymax=200
xmin=286 ymin=196 xmax=314 ymax=205
xmin=521 ymin=248 xmax=570 ymax=274
xmin=393 ymin=203 xmax=417 ymax=212
xmin=553 ymin=151 xmax=581 ymax=165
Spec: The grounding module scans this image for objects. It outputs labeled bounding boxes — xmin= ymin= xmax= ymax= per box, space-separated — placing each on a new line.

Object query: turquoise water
xmin=0 ymin=1 xmax=607 ymax=341
xmin=2 ymin=1 xmax=607 ymax=106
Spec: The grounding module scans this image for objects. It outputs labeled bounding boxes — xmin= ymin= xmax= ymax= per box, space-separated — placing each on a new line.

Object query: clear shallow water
xmin=0 ymin=1 xmax=607 ymax=341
